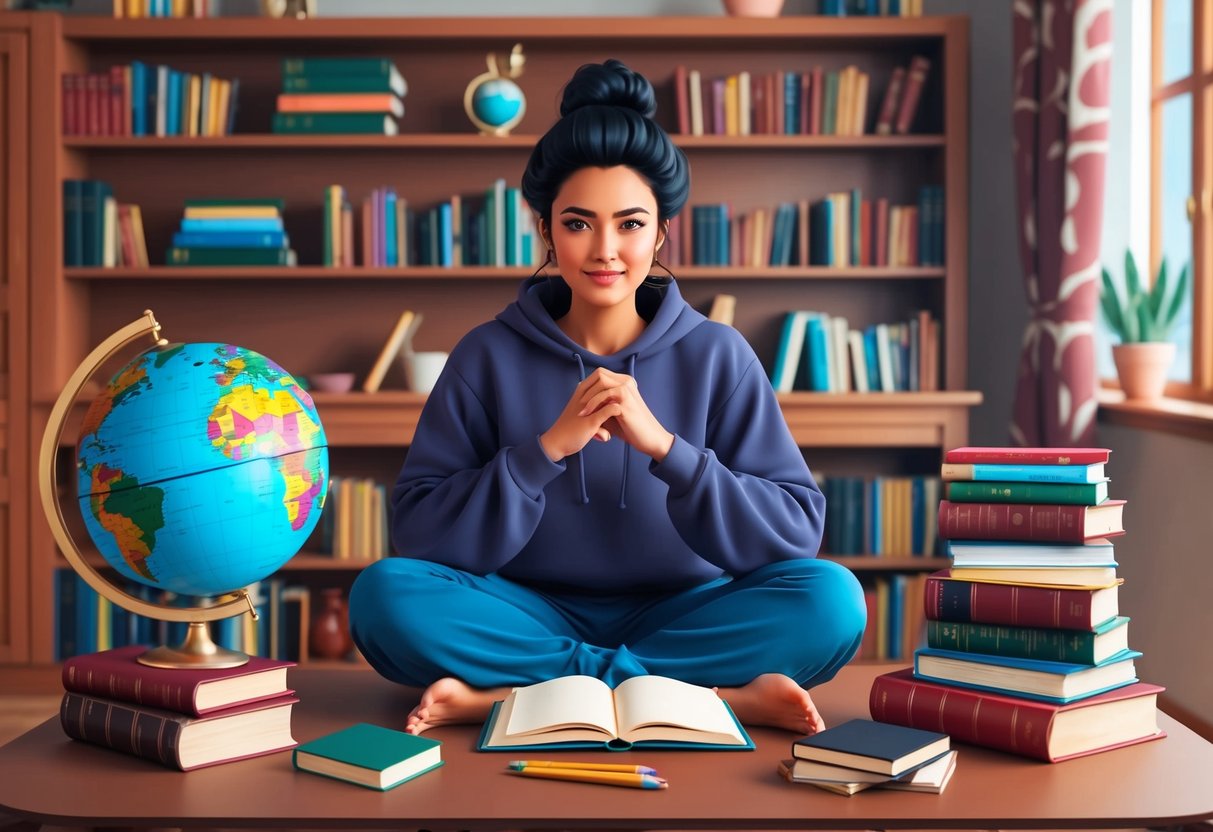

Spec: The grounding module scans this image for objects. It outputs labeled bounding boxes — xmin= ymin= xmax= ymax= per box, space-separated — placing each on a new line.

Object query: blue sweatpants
xmin=348 ymin=557 xmax=866 ymax=690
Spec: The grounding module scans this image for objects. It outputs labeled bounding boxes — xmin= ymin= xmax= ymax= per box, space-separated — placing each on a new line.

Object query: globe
xmin=75 ymin=341 xmax=329 ymax=599
xmin=470 ymin=77 xmax=525 ymax=129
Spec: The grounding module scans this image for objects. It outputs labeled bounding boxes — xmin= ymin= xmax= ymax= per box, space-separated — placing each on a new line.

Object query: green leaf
xmin=1100 ymin=266 xmax=1127 ymax=338
xmin=1148 ymin=257 xmax=1168 ymax=323
xmin=1135 ymin=299 xmax=1154 ymax=341
xmin=1124 ymin=249 xmax=1144 ymax=301
xmin=1163 ymin=261 xmax=1191 ymax=333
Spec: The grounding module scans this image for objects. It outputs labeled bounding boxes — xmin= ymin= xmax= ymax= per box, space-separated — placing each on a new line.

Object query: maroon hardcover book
xmin=924 ymin=569 xmax=1120 ymax=630
xmin=945 ymin=447 xmax=1111 ymax=466
xmin=937 ymin=499 xmax=1126 ymax=543
xmin=60 ymin=691 xmax=298 ymax=771
xmin=62 ymin=645 xmax=294 ymax=716
xmin=870 ymin=668 xmax=1165 ymax=763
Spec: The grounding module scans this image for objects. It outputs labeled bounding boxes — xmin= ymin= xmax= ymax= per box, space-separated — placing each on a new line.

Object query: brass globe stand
xmin=38 ymin=310 xmax=256 ymax=669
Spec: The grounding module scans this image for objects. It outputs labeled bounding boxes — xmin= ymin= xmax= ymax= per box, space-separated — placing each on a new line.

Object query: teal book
xmin=477 ymin=674 xmax=754 ymax=752
xmin=926 ymin=615 xmax=1131 ymax=665
xmin=941 ymin=461 xmax=1106 ymax=484
xmin=272 ymin=112 xmax=398 ymax=135
xmin=282 ymin=73 xmax=407 ymax=97
xmin=945 ymin=479 xmax=1109 ymax=505
xmin=914 ymin=646 xmax=1142 ymax=704
xmin=293 ymin=723 xmax=443 ymax=791
xmin=166 ymin=247 xmax=297 ymax=266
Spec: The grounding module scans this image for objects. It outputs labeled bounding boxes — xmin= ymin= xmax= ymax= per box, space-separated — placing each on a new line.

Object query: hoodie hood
xmin=496 ymin=274 xmax=706 ymax=508
xmin=496 ymin=274 xmax=706 ymax=367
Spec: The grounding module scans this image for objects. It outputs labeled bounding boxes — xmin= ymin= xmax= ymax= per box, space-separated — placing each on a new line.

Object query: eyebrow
xmin=559 ymin=206 xmax=651 ymax=219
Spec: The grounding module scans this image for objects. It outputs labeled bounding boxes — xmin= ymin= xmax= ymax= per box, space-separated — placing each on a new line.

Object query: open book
xmin=477 ymin=675 xmax=754 ymax=751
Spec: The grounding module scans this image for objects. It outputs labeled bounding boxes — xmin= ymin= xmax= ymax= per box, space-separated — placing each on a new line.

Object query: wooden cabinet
xmin=8 ymin=12 xmax=975 ymax=665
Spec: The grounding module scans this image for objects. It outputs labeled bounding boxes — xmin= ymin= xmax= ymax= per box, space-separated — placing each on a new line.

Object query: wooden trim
xmin=1097 ymin=388 xmax=1213 ymax=443
xmin=943 ymin=16 xmax=969 ymax=392
xmin=1151 ymin=0 xmax=1164 ymax=277
xmin=1195 ymin=0 xmax=1213 ymax=391
xmin=61 ymin=14 xmax=966 ymax=40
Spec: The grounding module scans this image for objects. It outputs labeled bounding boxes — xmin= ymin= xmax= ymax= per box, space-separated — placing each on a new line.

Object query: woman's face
xmin=545 ymin=165 xmax=666 ymax=312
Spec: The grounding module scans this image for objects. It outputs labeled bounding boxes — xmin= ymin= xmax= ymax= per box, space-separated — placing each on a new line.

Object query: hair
xmin=521 ymin=59 xmax=690 ymax=234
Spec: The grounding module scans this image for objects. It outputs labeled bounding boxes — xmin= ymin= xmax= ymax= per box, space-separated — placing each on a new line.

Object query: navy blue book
xmin=791 ymin=718 xmax=949 ymax=775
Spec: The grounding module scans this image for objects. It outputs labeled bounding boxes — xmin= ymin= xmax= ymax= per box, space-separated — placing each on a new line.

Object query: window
xmin=1150 ymin=0 xmax=1211 ymax=399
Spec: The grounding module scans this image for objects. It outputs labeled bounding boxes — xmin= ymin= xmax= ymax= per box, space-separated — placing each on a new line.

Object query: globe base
xmin=137 ymin=621 xmax=250 ymax=669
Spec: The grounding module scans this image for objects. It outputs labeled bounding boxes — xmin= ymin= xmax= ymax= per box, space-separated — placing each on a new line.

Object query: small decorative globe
xmin=470 ymin=77 xmax=525 ymax=131
xmin=75 ymin=342 xmax=328 ymax=598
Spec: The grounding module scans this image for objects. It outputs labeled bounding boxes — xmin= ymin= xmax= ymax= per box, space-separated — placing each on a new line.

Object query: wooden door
xmin=0 ymin=30 xmax=30 ymax=663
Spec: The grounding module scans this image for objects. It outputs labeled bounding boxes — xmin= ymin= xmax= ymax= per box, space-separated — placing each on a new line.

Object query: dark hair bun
xmin=559 ymin=58 xmax=656 ymax=119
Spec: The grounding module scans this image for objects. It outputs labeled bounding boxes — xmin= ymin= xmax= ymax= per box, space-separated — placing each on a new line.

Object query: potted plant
xmin=1100 ymin=250 xmax=1189 ymax=401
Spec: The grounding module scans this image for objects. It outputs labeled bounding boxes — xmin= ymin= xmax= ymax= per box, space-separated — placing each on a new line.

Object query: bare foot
xmin=715 ymin=672 xmax=825 ymax=735
xmin=405 ymin=677 xmax=512 ymax=735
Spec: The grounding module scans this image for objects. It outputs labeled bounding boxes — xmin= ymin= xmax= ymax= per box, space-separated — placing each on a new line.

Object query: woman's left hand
xmin=576 ymin=367 xmax=675 ymax=462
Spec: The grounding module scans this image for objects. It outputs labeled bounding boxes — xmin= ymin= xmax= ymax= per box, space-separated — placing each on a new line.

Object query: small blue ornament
xmin=464 ymin=44 xmax=527 ymax=137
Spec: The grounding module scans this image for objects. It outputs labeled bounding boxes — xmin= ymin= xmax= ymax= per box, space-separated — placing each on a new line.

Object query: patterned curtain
xmin=1010 ymin=0 xmax=1113 ymax=447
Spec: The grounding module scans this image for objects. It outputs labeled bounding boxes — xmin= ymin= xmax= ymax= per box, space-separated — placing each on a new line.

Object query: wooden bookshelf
xmin=1 ymin=12 xmax=974 ymax=666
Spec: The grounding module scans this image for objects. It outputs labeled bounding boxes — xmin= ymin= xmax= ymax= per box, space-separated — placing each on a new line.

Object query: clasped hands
xmin=539 ymin=367 xmax=675 ymax=464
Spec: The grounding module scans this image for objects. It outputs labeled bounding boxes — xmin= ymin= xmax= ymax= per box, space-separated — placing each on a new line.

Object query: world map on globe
xmin=472 ymin=77 xmax=524 ymax=127
xmin=76 ymin=342 xmax=329 ymax=597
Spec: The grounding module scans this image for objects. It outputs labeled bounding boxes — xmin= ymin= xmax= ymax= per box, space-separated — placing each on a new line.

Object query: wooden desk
xmin=1 ymin=663 xmax=1212 ymax=830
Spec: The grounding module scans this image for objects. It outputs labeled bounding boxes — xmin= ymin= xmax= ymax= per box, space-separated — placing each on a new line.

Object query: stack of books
xmin=62 ymin=179 xmax=149 ymax=268
xmin=870 ymin=446 xmax=1167 ymax=762
xmin=779 ymin=718 xmax=956 ymax=796
xmin=58 ymin=645 xmax=299 ymax=770
xmin=273 ymin=57 xmax=407 ymax=136
xmin=166 ymin=198 xmax=297 ymax=266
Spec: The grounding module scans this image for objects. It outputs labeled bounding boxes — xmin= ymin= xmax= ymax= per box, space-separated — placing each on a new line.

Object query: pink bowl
xmin=309 ymin=372 xmax=356 ymax=393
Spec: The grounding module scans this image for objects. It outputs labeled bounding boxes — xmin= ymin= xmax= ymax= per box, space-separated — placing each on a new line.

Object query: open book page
xmin=503 ymin=675 xmax=618 ymax=739
xmin=613 ymin=675 xmax=747 ymax=745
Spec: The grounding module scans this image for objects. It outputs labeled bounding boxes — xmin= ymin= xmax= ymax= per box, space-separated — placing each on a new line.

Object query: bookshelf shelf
xmin=7 ymin=11 xmax=971 ymax=666
xmin=64 ymin=266 xmax=949 ymax=281
xmin=63 ymin=134 xmax=946 ymax=151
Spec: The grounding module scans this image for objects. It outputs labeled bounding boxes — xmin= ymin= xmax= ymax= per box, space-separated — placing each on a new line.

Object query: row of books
xmin=54 ymin=570 xmax=312 ymax=663
xmin=111 ymin=0 xmax=210 ymax=17
xmin=771 ymin=311 xmax=940 ymax=394
xmin=869 ymin=446 xmax=1165 ymax=763
xmin=59 ymin=644 xmax=298 ymax=771
xmin=63 ymin=179 xmax=150 ymax=267
xmin=819 ymin=475 xmax=941 ymax=557
xmin=665 ymin=186 xmax=943 ymax=270
xmin=672 ymin=55 xmax=929 ymax=137
xmin=856 ymin=572 xmax=930 ymax=662
xmin=819 ymin=0 xmax=925 ymax=14
xmin=323 ymin=180 xmax=542 ymax=269
xmin=317 ymin=476 xmax=392 ymax=560
xmin=164 ymin=198 xmax=298 ymax=266
xmin=62 ymin=62 xmax=239 ymax=137
xmin=274 ymin=57 xmax=407 ymax=135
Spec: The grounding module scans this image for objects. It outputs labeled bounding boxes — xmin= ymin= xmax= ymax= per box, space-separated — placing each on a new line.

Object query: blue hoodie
xmin=391 ymin=275 xmax=826 ymax=593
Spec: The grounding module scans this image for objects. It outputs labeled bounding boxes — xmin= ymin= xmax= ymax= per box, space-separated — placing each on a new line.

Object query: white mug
xmin=403 ymin=351 xmax=449 ymax=394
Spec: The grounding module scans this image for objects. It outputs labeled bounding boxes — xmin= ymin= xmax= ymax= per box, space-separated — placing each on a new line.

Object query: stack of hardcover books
xmin=166 ymin=198 xmax=296 ymax=266
xmin=869 ymin=447 xmax=1166 ymax=762
xmin=59 ymin=644 xmax=299 ymax=771
xmin=273 ymin=57 xmax=406 ymax=136
xmin=779 ymin=718 xmax=956 ymax=796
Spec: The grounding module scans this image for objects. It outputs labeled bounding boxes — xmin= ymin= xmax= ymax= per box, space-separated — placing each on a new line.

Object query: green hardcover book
xmin=282 ymin=73 xmax=407 ymax=97
xmin=946 ymin=479 xmax=1109 ymax=506
xmin=166 ymin=247 xmax=297 ymax=266
xmin=272 ymin=112 xmax=398 ymax=135
xmin=822 ymin=72 xmax=839 ymax=135
xmin=281 ymin=57 xmax=398 ymax=77
xmin=926 ymin=616 xmax=1130 ymax=665
xmin=184 ymin=197 xmax=287 ymax=212
xmin=293 ymin=722 xmax=443 ymax=791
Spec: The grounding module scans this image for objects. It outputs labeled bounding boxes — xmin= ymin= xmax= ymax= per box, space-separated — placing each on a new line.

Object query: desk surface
xmin=2 ymin=662 xmax=1212 ymax=830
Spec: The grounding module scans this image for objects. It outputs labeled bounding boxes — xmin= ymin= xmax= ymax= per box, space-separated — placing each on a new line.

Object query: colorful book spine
xmin=941 ymin=462 xmax=1100 ymax=484
xmin=869 ymin=668 xmax=1162 ymax=762
xmin=925 ymin=616 xmax=1128 ymax=664
xmin=172 ymin=230 xmax=288 ymax=248
xmin=945 ymin=480 xmax=1108 ymax=506
xmin=944 ymin=447 xmax=1111 ymax=465
xmin=281 ymin=57 xmax=398 ymax=77
xmin=276 ymin=93 xmax=402 ymax=114
xmin=272 ymin=112 xmax=396 ymax=135
xmin=924 ymin=572 xmax=1117 ymax=630
xmin=937 ymin=500 xmax=1121 ymax=543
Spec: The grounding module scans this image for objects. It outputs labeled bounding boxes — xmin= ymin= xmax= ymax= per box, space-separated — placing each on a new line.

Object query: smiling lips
xmin=585 ymin=270 xmax=624 ymax=286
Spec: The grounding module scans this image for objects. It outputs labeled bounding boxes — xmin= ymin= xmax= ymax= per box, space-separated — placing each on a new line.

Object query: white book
xmin=738 ymin=71 xmax=751 ymax=136
xmin=774 ymin=311 xmax=812 ymax=393
xmin=875 ymin=323 xmax=895 ymax=393
xmin=848 ymin=329 xmax=869 ymax=393
xmin=831 ymin=316 xmax=850 ymax=393
xmin=688 ymin=69 xmax=704 ymax=137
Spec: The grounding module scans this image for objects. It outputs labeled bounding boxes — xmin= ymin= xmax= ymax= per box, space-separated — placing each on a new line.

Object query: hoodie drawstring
xmin=618 ymin=354 xmax=637 ymax=510
xmin=571 ymin=353 xmax=590 ymax=504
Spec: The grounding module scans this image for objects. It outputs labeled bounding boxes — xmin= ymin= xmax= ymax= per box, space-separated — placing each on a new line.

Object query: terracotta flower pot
xmin=1112 ymin=342 xmax=1175 ymax=401
xmin=722 ymin=0 xmax=785 ymax=16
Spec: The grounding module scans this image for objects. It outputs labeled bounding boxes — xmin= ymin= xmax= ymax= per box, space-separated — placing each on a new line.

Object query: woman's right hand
xmin=539 ymin=375 xmax=623 ymax=462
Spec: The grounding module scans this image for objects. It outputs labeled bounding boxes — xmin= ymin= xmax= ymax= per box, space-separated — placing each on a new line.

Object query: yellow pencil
xmin=506 ymin=760 xmax=659 ymax=775
xmin=509 ymin=767 xmax=668 ymax=789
